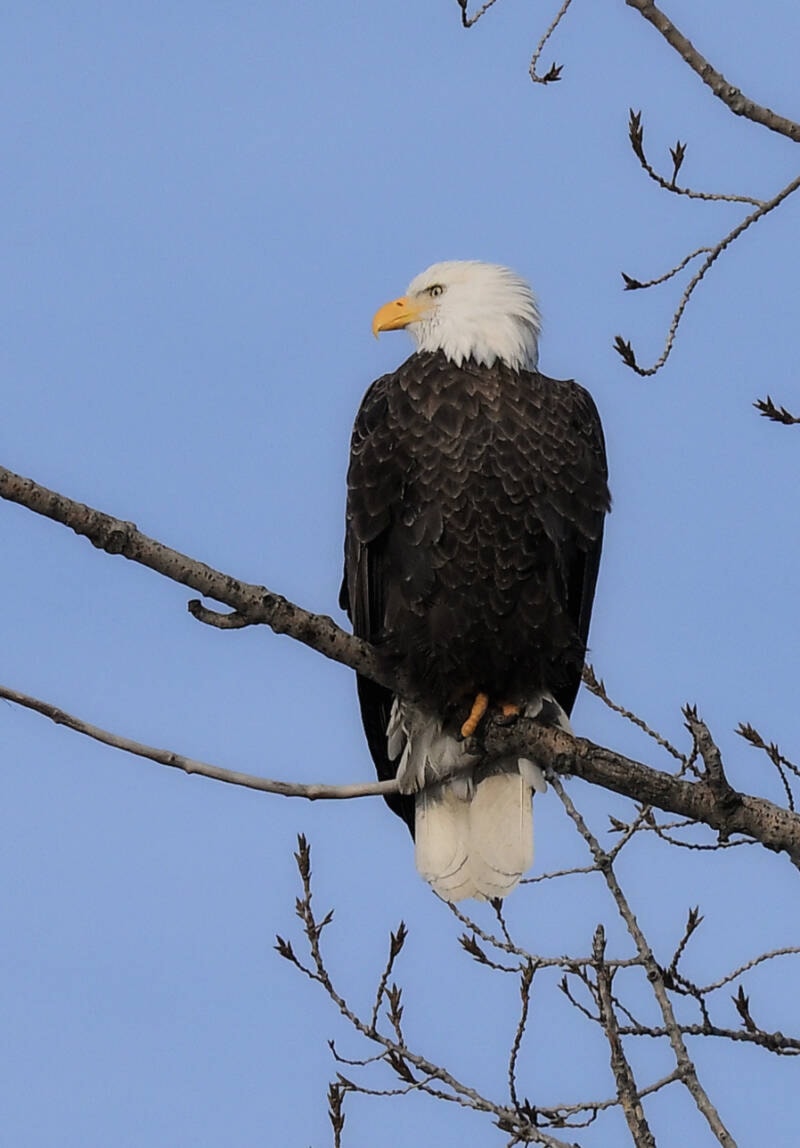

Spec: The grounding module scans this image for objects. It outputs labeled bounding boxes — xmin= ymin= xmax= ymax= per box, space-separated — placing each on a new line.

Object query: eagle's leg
xmin=460 ymin=692 xmax=489 ymax=738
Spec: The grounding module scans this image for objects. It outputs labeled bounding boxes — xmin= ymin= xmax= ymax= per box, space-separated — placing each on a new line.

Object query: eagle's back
xmin=343 ymin=349 xmax=608 ymax=706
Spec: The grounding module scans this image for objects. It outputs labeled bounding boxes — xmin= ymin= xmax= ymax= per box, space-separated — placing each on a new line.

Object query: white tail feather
xmin=390 ymin=694 xmax=566 ymax=902
xmin=415 ymin=784 xmax=474 ymax=900
xmin=415 ymin=768 xmax=535 ymax=902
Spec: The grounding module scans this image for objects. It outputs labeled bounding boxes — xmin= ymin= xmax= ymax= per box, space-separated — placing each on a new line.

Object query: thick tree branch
xmin=480 ymin=718 xmax=800 ymax=866
xmin=0 ymin=462 xmax=387 ymax=689
xmin=3 ymin=459 xmax=800 ymax=864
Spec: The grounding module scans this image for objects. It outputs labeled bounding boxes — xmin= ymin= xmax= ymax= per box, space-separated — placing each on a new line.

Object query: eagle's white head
xmin=372 ymin=260 xmax=540 ymax=372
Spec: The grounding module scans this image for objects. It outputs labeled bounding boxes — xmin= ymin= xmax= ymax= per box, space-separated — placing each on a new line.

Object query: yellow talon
xmin=500 ymin=702 xmax=521 ymax=718
xmin=460 ymin=692 xmax=489 ymax=738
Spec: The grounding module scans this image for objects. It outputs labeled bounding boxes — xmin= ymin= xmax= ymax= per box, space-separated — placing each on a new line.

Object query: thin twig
xmin=457 ymin=0 xmax=499 ymax=29
xmin=621 ymin=246 xmax=713 ymax=292
xmin=646 ymin=823 xmax=751 ymax=851
xmin=449 ymin=902 xmax=639 ymax=970
xmin=695 ymin=947 xmax=800 ymax=995
xmin=529 ymin=0 xmax=573 ymax=85
xmin=668 ymin=907 xmax=704 ymax=977
xmin=559 ymin=971 xmax=601 ymax=1024
xmin=614 ymin=170 xmax=800 ymax=376
xmin=628 ymin=108 xmax=766 ymax=205
xmin=522 ymin=863 xmax=597 ymax=885
xmin=583 ymin=664 xmax=686 ymax=764
xmin=508 ymin=962 xmax=535 ymax=1110
xmin=0 ymin=683 xmax=398 ymax=801
xmin=627 ymin=109 xmax=765 ymax=205
xmin=370 ymin=923 xmax=408 ymax=1030
xmin=607 ymin=805 xmax=659 ymax=861
xmin=538 ymin=1069 xmax=682 ymax=1126
xmin=738 ymin=723 xmax=800 ymax=815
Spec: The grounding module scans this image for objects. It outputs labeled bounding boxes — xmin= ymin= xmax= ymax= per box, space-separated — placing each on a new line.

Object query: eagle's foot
xmin=460 ymin=692 xmax=489 ymax=739
xmin=494 ymin=701 xmax=521 ymax=727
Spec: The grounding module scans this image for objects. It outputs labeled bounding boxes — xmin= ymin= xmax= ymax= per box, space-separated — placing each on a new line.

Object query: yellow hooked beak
xmin=371 ymin=295 xmax=428 ymax=338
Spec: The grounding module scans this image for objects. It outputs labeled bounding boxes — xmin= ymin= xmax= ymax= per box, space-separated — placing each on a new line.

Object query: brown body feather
xmin=341 ymin=349 xmax=609 ymax=835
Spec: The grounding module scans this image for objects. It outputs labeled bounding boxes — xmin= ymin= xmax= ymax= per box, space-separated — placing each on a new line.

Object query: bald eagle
xmin=341 ymin=261 xmax=609 ymax=901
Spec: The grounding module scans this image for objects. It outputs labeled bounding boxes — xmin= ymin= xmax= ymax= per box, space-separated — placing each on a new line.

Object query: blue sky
xmin=2 ymin=4 xmax=799 ymax=1145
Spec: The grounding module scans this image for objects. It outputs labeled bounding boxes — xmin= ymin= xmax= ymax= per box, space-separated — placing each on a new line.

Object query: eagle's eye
xmin=428 ymin=284 xmax=444 ymax=298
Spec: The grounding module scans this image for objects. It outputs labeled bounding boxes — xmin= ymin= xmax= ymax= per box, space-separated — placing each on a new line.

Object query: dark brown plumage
xmin=340 ymin=348 xmax=610 ymax=833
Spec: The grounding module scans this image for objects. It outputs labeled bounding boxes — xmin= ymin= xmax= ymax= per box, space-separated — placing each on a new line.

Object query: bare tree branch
xmin=551 ymin=775 xmax=737 ymax=1145
xmin=278 ymin=836 xmax=584 ymax=1148
xmin=281 ymin=808 xmax=796 ymax=1141
xmin=528 ymin=0 xmax=573 ymax=86
xmin=0 ymin=461 xmax=387 ymax=689
xmin=507 ymin=960 xmax=535 ymax=1111
xmin=481 ymin=717 xmax=800 ymax=866
xmin=625 ymin=0 xmax=800 ymax=142
xmin=621 ymin=247 xmax=713 ymax=293
xmin=583 ymin=664 xmax=688 ymax=766
xmin=615 ymin=8 xmax=800 ymax=378
xmin=627 ymin=109 xmax=765 ymax=205
xmin=593 ymin=926 xmax=656 ymax=1147
xmin=456 ymin=0 xmax=500 ymax=30
xmin=694 ymin=947 xmax=800 ymax=996
xmin=614 ymin=170 xmax=800 ymax=376
xmin=458 ymin=1 xmax=800 ymax=379
xmin=3 ymin=461 xmax=800 ymax=864
xmin=738 ymin=722 xmax=800 ymax=788
xmin=0 ymin=683 xmax=397 ymax=801
xmin=617 ymin=1019 xmax=800 ymax=1057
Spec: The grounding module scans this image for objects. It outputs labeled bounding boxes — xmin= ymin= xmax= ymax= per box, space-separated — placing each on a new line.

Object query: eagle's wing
xmin=340 ymin=375 xmax=416 ymax=831
xmin=542 ymin=377 xmax=609 ymax=713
